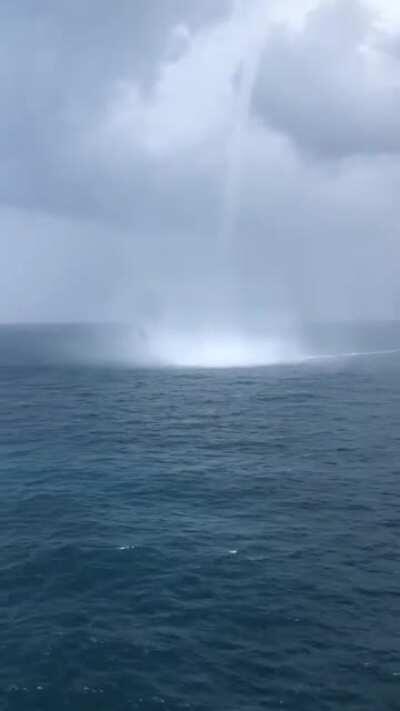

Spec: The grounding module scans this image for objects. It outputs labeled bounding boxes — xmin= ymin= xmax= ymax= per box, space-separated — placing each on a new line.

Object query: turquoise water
xmin=1 ymin=326 xmax=400 ymax=710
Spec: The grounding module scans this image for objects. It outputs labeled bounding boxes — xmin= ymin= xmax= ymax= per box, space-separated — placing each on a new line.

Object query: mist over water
xmin=142 ymin=327 xmax=304 ymax=368
xmin=2 ymin=322 xmax=400 ymax=370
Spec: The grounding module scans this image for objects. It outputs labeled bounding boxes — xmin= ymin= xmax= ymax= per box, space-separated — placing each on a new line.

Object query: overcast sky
xmin=1 ymin=0 xmax=400 ymax=325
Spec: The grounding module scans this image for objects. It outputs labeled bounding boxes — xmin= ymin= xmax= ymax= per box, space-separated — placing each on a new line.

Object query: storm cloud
xmin=1 ymin=0 xmax=399 ymax=324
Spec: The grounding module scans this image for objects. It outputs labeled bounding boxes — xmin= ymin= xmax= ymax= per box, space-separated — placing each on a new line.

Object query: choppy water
xmin=1 ymin=325 xmax=400 ymax=710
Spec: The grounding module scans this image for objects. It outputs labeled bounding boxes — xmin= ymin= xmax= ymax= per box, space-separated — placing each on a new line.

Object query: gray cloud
xmin=0 ymin=0 xmax=229 ymax=217
xmin=0 ymin=0 xmax=399 ymax=327
xmin=253 ymin=0 xmax=400 ymax=158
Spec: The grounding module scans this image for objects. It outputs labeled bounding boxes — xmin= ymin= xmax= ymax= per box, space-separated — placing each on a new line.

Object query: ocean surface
xmin=1 ymin=324 xmax=400 ymax=711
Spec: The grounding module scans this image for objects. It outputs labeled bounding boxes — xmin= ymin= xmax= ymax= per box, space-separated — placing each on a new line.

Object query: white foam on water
xmin=304 ymin=348 xmax=400 ymax=363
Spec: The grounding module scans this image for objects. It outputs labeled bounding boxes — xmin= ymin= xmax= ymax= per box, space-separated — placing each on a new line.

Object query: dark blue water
xmin=1 ymin=326 xmax=400 ymax=710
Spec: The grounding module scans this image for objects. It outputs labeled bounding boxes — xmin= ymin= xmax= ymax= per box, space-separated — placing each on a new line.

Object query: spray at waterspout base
xmin=141 ymin=325 xmax=304 ymax=368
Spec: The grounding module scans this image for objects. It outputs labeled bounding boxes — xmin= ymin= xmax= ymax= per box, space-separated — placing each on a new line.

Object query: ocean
xmin=1 ymin=324 xmax=400 ymax=710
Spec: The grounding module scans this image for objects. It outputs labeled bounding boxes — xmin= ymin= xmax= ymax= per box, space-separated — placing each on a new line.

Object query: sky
xmin=1 ymin=0 xmax=400 ymax=325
